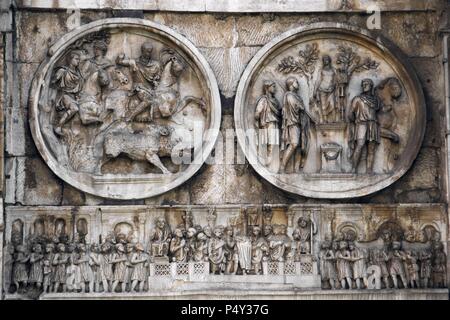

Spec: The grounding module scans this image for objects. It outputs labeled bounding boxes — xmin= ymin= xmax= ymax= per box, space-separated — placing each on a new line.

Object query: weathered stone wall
xmin=1 ymin=1 xmax=449 ymax=299
xmin=3 ymin=9 xmax=447 ymax=207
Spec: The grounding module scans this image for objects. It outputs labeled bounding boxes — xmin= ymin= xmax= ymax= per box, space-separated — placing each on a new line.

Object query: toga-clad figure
xmin=348 ymin=78 xmax=381 ymax=174
xmin=314 ymin=55 xmax=337 ymax=123
xmin=254 ymin=80 xmax=281 ymax=163
xmin=149 ymin=217 xmax=171 ymax=260
xmin=280 ymin=77 xmax=310 ymax=173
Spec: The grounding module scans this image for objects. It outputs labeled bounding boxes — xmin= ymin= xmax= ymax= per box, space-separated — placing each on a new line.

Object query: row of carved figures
xmin=319 ymin=240 xmax=447 ymax=290
xmin=3 ymin=216 xmax=313 ymax=295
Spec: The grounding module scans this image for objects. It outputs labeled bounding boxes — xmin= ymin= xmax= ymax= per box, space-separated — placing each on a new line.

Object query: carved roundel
xmin=29 ymin=18 xmax=221 ymax=199
xmin=235 ymin=23 xmax=426 ymax=199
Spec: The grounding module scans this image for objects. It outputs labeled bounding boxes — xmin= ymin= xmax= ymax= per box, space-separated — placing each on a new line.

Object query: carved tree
xmin=335 ymin=45 xmax=379 ymax=79
xmin=277 ymin=43 xmax=320 ymax=87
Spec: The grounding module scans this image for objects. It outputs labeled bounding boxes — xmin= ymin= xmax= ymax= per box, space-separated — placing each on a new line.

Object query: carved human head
xmin=224 ymin=226 xmax=234 ymax=236
xmin=101 ymin=243 xmax=111 ymax=253
xmin=174 ymin=228 xmax=184 ymax=238
xmin=348 ymin=242 xmax=355 ymax=251
xmin=90 ymin=244 xmax=99 ymax=253
xmin=213 ymin=226 xmax=224 ymax=238
xmin=252 ymin=226 xmax=261 ymax=236
xmin=203 ymin=226 xmax=212 ymax=238
xmin=322 ymin=54 xmax=332 ymax=66
xmin=78 ymin=243 xmax=86 ymax=252
xmin=187 ymin=227 xmax=197 ymax=238
xmin=286 ymin=76 xmax=299 ymax=92
xmin=386 ymin=77 xmax=402 ymax=100
xmin=126 ymin=243 xmax=135 ymax=253
xmin=298 ymin=216 xmax=309 ymax=228
xmin=156 ymin=217 xmax=167 ymax=230
xmin=67 ymin=243 xmax=76 ymax=253
xmin=116 ymin=243 xmax=125 ymax=253
xmin=141 ymin=42 xmax=154 ymax=59
xmin=93 ymin=40 xmax=108 ymax=57
xmin=361 ymin=79 xmax=374 ymax=93
xmin=7 ymin=244 xmax=15 ymax=255
xmin=332 ymin=240 xmax=339 ymax=251
xmin=67 ymin=51 xmax=81 ymax=68
xmin=339 ymin=241 xmax=348 ymax=250
xmin=263 ymin=80 xmax=276 ymax=95
xmin=321 ymin=241 xmax=331 ymax=250
xmin=33 ymin=243 xmax=42 ymax=253
xmin=17 ymin=244 xmax=26 ymax=253
xmin=57 ymin=243 xmax=66 ymax=253
xmin=433 ymin=241 xmax=444 ymax=252
xmin=263 ymin=225 xmax=273 ymax=237
xmin=197 ymin=232 xmax=207 ymax=241
xmin=135 ymin=243 xmax=144 ymax=252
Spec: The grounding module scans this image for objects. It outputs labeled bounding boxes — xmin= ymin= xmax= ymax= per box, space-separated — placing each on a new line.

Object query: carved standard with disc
xmin=235 ymin=23 xmax=426 ymax=198
xmin=29 ymin=18 xmax=221 ymax=199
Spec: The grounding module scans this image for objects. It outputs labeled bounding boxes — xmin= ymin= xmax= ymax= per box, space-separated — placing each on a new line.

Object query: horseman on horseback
xmin=116 ymin=41 xmax=161 ymax=122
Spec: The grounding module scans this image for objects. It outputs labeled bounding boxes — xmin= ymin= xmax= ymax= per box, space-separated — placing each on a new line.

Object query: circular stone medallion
xmin=235 ymin=23 xmax=425 ymax=199
xmin=29 ymin=18 xmax=221 ymax=199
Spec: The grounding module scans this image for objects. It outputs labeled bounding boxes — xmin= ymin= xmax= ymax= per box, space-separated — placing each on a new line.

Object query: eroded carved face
xmin=141 ymin=42 xmax=153 ymax=59
xmin=34 ymin=244 xmax=42 ymax=253
xmin=156 ymin=218 xmax=166 ymax=230
xmin=298 ymin=218 xmax=307 ymax=228
xmin=322 ymin=55 xmax=331 ymax=66
xmin=197 ymin=232 xmax=207 ymax=241
xmin=187 ymin=228 xmax=196 ymax=238
xmin=213 ymin=228 xmax=223 ymax=238
xmin=252 ymin=227 xmax=261 ymax=236
xmin=263 ymin=225 xmax=273 ymax=236
xmin=70 ymin=54 xmax=80 ymax=68
xmin=175 ymin=229 xmax=184 ymax=238
xmin=389 ymin=82 xmax=402 ymax=99
xmin=362 ymin=79 xmax=373 ymax=93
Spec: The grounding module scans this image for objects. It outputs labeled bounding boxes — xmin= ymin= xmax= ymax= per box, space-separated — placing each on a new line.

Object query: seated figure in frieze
xmin=293 ymin=216 xmax=313 ymax=257
xmin=148 ymin=217 xmax=172 ymax=262
xmin=268 ymin=224 xmax=292 ymax=262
